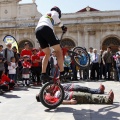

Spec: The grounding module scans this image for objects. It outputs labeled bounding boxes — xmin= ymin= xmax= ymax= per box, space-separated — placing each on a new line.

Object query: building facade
xmin=0 ymin=0 xmax=120 ymax=52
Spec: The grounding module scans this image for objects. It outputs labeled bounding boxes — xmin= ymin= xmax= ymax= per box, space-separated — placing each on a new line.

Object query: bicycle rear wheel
xmin=39 ymin=82 xmax=64 ymax=109
xmin=72 ymin=47 xmax=90 ymax=69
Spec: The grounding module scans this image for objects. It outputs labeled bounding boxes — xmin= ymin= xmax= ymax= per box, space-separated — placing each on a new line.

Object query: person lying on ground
xmin=61 ymin=83 xmax=105 ymax=94
xmin=36 ymin=85 xmax=114 ymax=104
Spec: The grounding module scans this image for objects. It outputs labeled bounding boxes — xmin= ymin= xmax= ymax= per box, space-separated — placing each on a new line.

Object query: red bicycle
xmin=39 ymin=33 xmax=90 ymax=109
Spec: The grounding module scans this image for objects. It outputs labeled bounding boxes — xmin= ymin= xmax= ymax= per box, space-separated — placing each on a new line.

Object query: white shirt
xmin=88 ymin=52 xmax=94 ymax=63
xmin=91 ymin=53 xmax=100 ymax=63
xmin=8 ymin=62 xmax=18 ymax=74
xmin=36 ymin=11 xmax=61 ymax=30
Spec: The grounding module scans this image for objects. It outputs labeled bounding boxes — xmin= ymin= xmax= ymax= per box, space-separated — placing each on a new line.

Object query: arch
xmin=101 ymin=35 xmax=120 ymax=53
xmin=18 ymin=40 xmax=34 ymax=52
xmin=61 ymin=38 xmax=76 ymax=49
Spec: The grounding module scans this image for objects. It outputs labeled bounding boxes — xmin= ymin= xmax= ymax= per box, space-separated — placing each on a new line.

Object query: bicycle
xmin=39 ymin=33 xmax=90 ymax=109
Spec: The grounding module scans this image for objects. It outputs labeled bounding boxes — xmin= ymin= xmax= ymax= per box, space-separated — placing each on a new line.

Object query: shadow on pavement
xmin=45 ymin=105 xmax=120 ymax=120
xmin=2 ymin=94 xmax=21 ymax=98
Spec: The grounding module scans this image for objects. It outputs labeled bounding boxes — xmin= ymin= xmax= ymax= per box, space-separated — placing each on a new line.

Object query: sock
xmin=60 ymin=71 xmax=65 ymax=75
xmin=42 ymin=73 xmax=46 ymax=75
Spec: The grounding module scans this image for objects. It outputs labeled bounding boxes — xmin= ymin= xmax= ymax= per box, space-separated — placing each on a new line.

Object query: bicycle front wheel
xmin=39 ymin=82 xmax=64 ymax=109
xmin=72 ymin=47 xmax=90 ymax=69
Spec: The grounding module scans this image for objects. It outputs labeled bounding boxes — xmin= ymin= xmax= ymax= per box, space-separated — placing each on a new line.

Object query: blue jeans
xmin=104 ymin=63 xmax=112 ymax=80
xmin=9 ymin=74 xmax=16 ymax=82
xmin=116 ymin=64 xmax=120 ymax=81
xmin=71 ymin=85 xmax=101 ymax=94
xmin=50 ymin=67 xmax=59 ymax=77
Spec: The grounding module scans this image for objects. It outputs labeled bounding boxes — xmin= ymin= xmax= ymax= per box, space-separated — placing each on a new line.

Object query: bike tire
xmin=72 ymin=47 xmax=90 ymax=69
xmin=39 ymin=82 xmax=64 ymax=109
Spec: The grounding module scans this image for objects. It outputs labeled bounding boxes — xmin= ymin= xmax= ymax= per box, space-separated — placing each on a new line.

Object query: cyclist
xmin=35 ymin=6 xmax=67 ymax=83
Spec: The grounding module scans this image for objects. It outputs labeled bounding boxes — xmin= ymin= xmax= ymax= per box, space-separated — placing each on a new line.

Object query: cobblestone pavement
xmin=0 ymin=81 xmax=120 ymax=120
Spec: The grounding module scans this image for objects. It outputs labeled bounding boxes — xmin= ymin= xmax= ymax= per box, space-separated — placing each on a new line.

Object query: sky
xmin=20 ymin=0 xmax=120 ymax=14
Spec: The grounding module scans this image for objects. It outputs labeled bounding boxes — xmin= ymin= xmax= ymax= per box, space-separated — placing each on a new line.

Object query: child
xmin=8 ymin=57 xmax=18 ymax=84
xmin=22 ymin=55 xmax=31 ymax=86
xmin=31 ymin=48 xmax=41 ymax=86
xmin=0 ymin=71 xmax=15 ymax=91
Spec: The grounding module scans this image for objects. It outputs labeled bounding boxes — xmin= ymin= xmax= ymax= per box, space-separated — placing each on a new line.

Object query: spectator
xmin=22 ymin=55 xmax=31 ymax=86
xmin=99 ymin=50 xmax=105 ymax=79
xmin=79 ymin=51 xmax=88 ymax=80
xmin=31 ymin=48 xmax=41 ymax=86
xmin=12 ymin=46 xmax=20 ymax=63
xmin=0 ymin=57 xmax=5 ymax=74
xmin=0 ymin=71 xmax=15 ymax=90
xmin=115 ymin=46 xmax=120 ymax=81
xmin=3 ymin=43 xmax=14 ymax=75
xmin=49 ymin=51 xmax=59 ymax=78
xmin=88 ymin=47 xmax=94 ymax=79
xmin=64 ymin=51 xmax=71 ymax=74
xmin=8 ymin=57 xmax=18 ymax=84
xmin=102 ymin=46 xmax=113 ymax=80
xmin=91 ymin=49 xmax=100 ymax=81
xmin=0 ymin=45 xmax=3 ymax=58
xmin=20 ymin=42 xmax=32 ymax=59
xmin=0 ymin=71 xmax=9 ymax=92
xmin=62 ymin=45 xmax=68 ymax=58
xmin=71 ymin=60 xmax=78 ymax=81
xmin=37 ymin=47 xmax=45 ymax=73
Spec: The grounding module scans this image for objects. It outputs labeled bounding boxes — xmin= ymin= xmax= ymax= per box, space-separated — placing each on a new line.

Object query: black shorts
xmin=35 ymin=26 xmax=60 ymax=49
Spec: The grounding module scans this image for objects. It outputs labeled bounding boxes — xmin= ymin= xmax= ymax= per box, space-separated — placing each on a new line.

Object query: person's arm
xmin=62 ymin=99 xmax=77 ymax=105
xmin=102 ymin=52 xmax=106 ymax=65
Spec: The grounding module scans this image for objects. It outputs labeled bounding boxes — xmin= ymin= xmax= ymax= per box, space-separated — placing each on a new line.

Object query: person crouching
xmin=0 ymin=71 xmax=15 ymax=91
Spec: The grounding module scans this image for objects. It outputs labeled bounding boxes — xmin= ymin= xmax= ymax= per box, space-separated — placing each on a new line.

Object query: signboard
xmin=3 ymin=35 xmax=18 ymax=52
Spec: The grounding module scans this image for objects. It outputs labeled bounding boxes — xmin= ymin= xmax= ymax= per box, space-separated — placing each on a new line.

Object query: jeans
xmin=72 ymin=85 xmax=101 ymax=94
xmin=104 ymin=63 xmax=112 ymax=80
xmin=9 ymin=74 xmax=16 ymax=82
xmin=50 ymin=67 xmax=59 ymax=77
xmin=116 ymin=64 xmax=120 ymax=81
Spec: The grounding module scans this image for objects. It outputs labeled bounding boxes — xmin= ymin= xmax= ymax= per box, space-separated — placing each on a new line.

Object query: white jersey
xmin=36 ymin=11 xmax=61 ymax=30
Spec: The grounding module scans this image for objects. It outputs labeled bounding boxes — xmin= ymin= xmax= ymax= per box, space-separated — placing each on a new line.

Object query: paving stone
xmin=0 ymin=81 xmax=120 ymax=120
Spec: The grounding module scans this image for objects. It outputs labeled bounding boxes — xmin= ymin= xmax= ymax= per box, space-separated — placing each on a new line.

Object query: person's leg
xmin=52 ymin=44 xmax=64 ymax=73
xmin=72 ymin=84 xmax=105 ymax=94
xmin=42 ymin=47 xmax=51 ymax=73
xmin=104 ymin=64 xmax=107 ymax=79
xmin=91 ymin=64 xmax=95 ymax=80
xmin=96 ymin=63 xmax=99 ymax=80
xmin=116 ymin=65 xmax=120 ymax=81
xmin=91 ymin=90 xmax=114 ymax=104
xmin=108 ymin=63 xmax=112 ymax=80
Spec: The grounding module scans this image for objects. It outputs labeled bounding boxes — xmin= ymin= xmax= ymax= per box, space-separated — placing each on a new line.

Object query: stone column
xmin=84 ymin=32 xmax=89 ymax=50
xmin=95 ymin=31 xmax=101 ymax=51
xmin=78 ymin=31 xmax=84 ymax=47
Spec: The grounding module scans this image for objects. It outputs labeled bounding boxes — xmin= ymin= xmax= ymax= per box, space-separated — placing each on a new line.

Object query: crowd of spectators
xmin=0 ymin=42 xmax=120 ymax=94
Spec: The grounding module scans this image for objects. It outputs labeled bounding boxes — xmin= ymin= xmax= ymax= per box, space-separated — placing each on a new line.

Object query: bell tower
xmin=0 ymin=0 xmax=21 ymax=19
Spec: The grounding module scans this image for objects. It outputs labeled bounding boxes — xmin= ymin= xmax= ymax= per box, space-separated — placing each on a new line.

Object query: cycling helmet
xmin=51 ymin=6 xmax=61 ymax=18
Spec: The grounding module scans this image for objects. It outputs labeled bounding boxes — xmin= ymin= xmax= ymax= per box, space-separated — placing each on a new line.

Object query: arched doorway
xmin=102 ymin=37 xmax=120 ymax=53
xmin=18 ymin=40 xmax=33 ymax=52
xmin=61 ymin=38 xmax=75 ymax=49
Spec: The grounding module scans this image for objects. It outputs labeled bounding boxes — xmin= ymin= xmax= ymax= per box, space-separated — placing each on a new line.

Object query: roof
xmin=77 ymin=6 xmax=100 ymax=13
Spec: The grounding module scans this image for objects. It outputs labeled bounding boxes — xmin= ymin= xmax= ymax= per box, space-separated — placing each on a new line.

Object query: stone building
xmin=0 ymin=0 xmax=120 ymax=53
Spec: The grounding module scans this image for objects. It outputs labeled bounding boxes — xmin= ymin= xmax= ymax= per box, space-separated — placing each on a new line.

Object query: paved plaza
xmin=0 ymin=81 xmax=120 ymax=120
